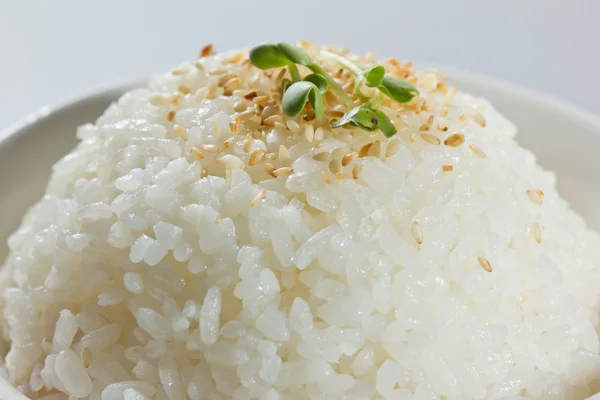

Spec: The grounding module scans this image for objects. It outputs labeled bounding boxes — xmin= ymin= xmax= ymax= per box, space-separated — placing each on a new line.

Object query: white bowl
xmin=0 ymin=71 xmax=599 ymax=398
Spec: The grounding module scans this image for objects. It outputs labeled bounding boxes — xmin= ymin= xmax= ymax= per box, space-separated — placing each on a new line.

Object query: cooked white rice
xmin=2 ymin=43 xmax=600 ymax=400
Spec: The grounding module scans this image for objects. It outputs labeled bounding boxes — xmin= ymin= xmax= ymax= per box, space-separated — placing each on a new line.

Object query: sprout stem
xmin=307 ymin=63 xmax=353 ymax=108
xmin=321 ymin=51 xmax=363 ymax=76
xmin=288 ymin=64 xmax=301 ymax=82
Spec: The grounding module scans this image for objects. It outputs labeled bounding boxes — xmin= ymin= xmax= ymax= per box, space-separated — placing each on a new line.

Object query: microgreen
xmin=249 ymin=42 xmax=419 ymax=138
xmin=282 ymin=81 xmax=324 ymax=120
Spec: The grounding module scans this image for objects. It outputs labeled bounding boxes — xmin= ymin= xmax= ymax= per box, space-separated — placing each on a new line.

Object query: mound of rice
xmin=2 ymin=42 xmax=600 ymax=400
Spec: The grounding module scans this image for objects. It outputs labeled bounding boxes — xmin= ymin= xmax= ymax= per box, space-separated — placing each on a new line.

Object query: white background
xmin=0 ymin=0 xmax=598 ymax=128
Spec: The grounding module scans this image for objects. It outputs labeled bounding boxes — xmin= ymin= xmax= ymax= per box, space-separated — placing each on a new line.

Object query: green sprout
xmin=249 ymin=43 xmax=417 ymax=137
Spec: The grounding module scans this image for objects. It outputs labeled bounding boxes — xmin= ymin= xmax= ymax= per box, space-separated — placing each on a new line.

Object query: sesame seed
xmin=263 ymin=115 xmax=282 ymax=126
xmin=410 ymin=133 xmax=419 ymax=143
xmin=314 ymin=127 xmax=327 ymax=142
xmin=195 ymin=87 xmax=209 ymax=102
xmin=178 ymin=85 xmax=192 ymax=95
xmin=440 ymin=107 xmax=449 ymax=118
xmin=242 ymin=134 xmax=253 ymax=153
xmin=190 ymin=147 xmax=204 ymax=159
xmin=478 ymin=256 xmax=492 ymax=272
xmin=217 ymin=154 xmax=244 ymax=169
xmin=223 ymin=78 xmax=241 ymax=94
xmin=359 ymin=143 xmax=373 ymax=158
xmin=233 ymin=101 xmax=247 ymax=113
xmin=286 ymin=120 xmax=301 ymax=134
xmin=332 ymin=147 xmax=350 ymax=160
xmin=312 ymin=152 xmax=332 ymax=162
xmin=352 ymin=162 xmax=362 ymax=179
xmin=411 ymin=221 xmax=423 ymax=244
xmin=200 ymin=44 xmax=215 ymax=57
xmin=250 ymin=189 xmax=267 ymax=207
xmin=173 ymin=124 xmax=188 ymax=140
xmin=279 ymin=145 xmax=291 ymax=165
xmin=171 ymin=68 xmax=187 ymax=76
xmin=421 ymin=133 xmax=441 ymax=145
xmin=274 ymin=121 xmax=287 ymax=130
xmin=200 ymin=144 xmax=218 ymax=153
xmin=265 ymin=152 xmax=277 ymax=160
xmin=419 ymin=115 xmax=434 ymax=132
xmin=436 ymin=81 xmax=449 ymax=94
xmin=238 ymin=109 xmax=255 ymax=120
xmin=167 ymin=110 xmax=176 ymax=122
xmin=273 ymin=167 xmax=292 ymax=177
xmin=192 ymin=61 xmax=204 ymax=71
xmin=469 ymin=144 xmax=486 ymax=158
xmin=444 ymin=133 xmax=465 ymax=147
xmin=526 ymin=189 xmax=544 ymax=205
xmin=368 ymin=141 xmax=382 ymax=158
xmin=303 ymin=109 xmax=316 ymax=121
xmin=229 ymin=52 xmax=245 ymax=64
xmin=264 ymin=163 xmax=276 ymax=177
xmin=385 ymin=140 xmax=400 ymax=158
xmin=304 ymin=125 xmax=315 ymax=143
xmin=325 ymin=110 xmax=345 ymax=118
xmin=248 ymin=149 xmax=266 ymax=166
xmin=342 ymin=151 xmax=358 ymax=166
xmin=261 ymin=105 xmax=277 ymax=120
xmin=244 ymin=90 xmax=258 ymax=100
xmin=230 ymin=117 xmax=241 ymax=135
xmin=532 ymin=223 xmax=542 ymax=243
xmin=253 ymin=96 xmax=269 ymax=105
xmin=436 ymin=123 xmax=448 ymax=132
xmin=442 ymin=165 xmax=453 ymax=172
xmin=471 ymin=112 xmax=487 ymax=127
xmin=328 ymin=159 xmax=343 ymax=180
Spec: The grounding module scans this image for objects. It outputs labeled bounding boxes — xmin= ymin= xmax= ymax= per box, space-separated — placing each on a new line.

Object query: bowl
xmin=0 ymin=70 xmax=599 ymax=398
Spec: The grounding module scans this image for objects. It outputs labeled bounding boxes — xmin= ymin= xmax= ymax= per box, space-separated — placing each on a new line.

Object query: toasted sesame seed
xmin=178 ymin=85 xmax=192 ymax=95
xmin=304 ymin=125 xmax=315 ymax=142
xmin=312 ymin=152 xmax=332 ymax=162
xmin=436 ymin=81 xmax=449 ymax=94
xmin=265 ymin=152 xmax=277 ymax=160
xmin=352 ymin=162 xmax=362 ymax=179
xmin=192 ymin=61 xmax=204 ymax=71
xmin=195 ymin=87 xmax=209 ymax=102
xmin=440 ymin=107 xmax=449 ymax=118
xmin=238 ymin=109 xmax=255 ymax=120
xmin=410 ymin=133 xmax=419 ymax=143
xmin=190 ymin=147 xmax=204 ymax=159
xmin=273 ymin=167 xmax=292 ymax=177
xmin=253 ymin=95 xmax=269 ymax=105
xmin=478 ymin=256 xmax=492 ymax=272
xmin=368 ymin=141 xmax=381 ymax=158
xmin=200 ymin=44 xmax=215 ymax=57
xmin=242 ymin=134 xmax=253 ymax=153
xmin=421 ymin=133 xmax=441 ymax=145
xmin=250 ymin=189 xmax=267 ymax=207
xmin=200 ymin=144 xmax=218 ymax=153
xmin=471 ymin=112 xmax=487 ymax=127
xmin=244 ymin=90 xmax=258 ymax=100
xmin=274 ymin=121 xmax=287 ymax=130
xmin=442 ymin=165 xmax=453 ymax=172
xmin=279 ymin=145 xmax=291 ymax=165
xmin=233 ymin=101 xmax=247 ymax=113
xmin=261 ymin=106 xmax=277 ymax=121
xmin=263 ymin=115 xmax=282 ymax=126
xmin=229 ymin=117 xmax=241 ymax=135
xmin=229 ymin=51 xmax=245 ymax=64
xmin=332 ymin=147 xmax=350 ymax=160
xmin=248 ymin=149 xmax=266 ymax=166
xmin=325 ymin=110 xmax=345 ymax=118
xmin=532 ymin=223 xmax=542 ymax=243
xmin=342 ymin=151 xmax=358 ymax=166
xmin=171 ymin=68 xmax=187 ymax=76
xmin=436 ymin=123 xmax=448 ymax=132
xmin=526 ymin=189 xmax=544 ymax=205
xmin=314 ymin=127 xmax=327 ymax=142
xmin=264 ymin=163 xmax=276 ymax=177
xmin=359 ymin=143 xmax=373 ymax=158
xmin=223 ymin=78 xmax=241 ymax=94
xmin=385 ymin=140 xmax=400 ymax=158
xmin=328 ymin=159 xmax=343 ymax=180
xmin=286 ymin=120 xmax=301 ymax=134
xmin=444 ymin=133 xmax=465 ymax=147
xmin=469 ymin=144 xmax=486 ymax=158
xmin=167 ymin=110 xmax=176 ymax=122
xmin=411 ymin=221 xmax=423 ymax=244
xmin=173 ymin=124 xmax=188 ymax=140
xmin=419 ymin=115 xmax=434 ymax=132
